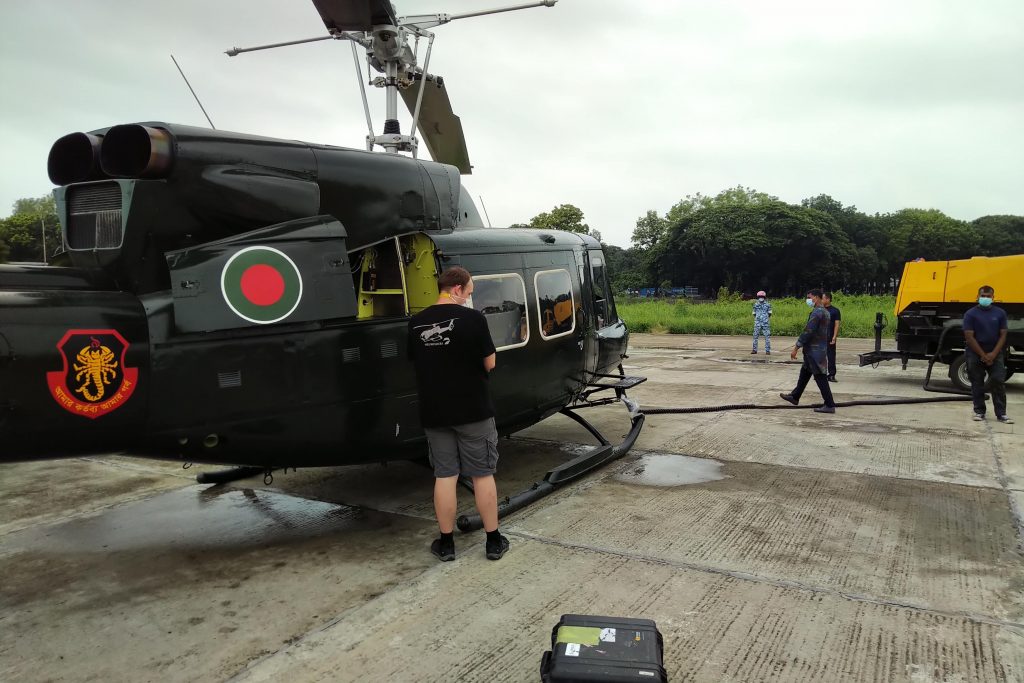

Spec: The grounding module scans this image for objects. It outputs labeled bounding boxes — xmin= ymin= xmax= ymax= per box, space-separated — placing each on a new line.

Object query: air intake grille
xmin=67 ymin=183 xmax=123 ymax=250
xmin=217 ymin=370 xmax=242 ymax=389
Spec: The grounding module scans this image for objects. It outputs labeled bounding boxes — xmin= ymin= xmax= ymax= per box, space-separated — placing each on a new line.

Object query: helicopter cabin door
xmin=587 ymin=249 xmax=627 ymax=374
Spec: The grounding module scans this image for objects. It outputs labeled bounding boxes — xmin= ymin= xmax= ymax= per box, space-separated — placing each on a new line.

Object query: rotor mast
xmin=225 ymin=0 xmax=557 ymax=172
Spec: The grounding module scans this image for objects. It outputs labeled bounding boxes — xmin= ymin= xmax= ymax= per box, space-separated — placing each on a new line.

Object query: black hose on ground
xmin=644 ymin=395 xmax=972 ymax=414
xmin=921 ymin=323 xmax=973 ymax=396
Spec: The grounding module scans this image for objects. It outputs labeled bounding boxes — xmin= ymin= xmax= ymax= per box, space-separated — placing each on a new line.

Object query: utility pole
xmin=40 ymin=215 xmax=47 ymax=264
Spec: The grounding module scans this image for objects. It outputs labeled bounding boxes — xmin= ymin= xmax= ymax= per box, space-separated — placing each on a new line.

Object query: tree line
xmin=605 ymin=187 xmax=1024 ymax=296
xmin=0 ymin=195 xmax=61 ymax=264
xmin=503 ymin=192 xmax=1024 ymax=296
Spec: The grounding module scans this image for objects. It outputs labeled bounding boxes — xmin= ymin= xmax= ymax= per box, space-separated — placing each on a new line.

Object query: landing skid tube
xmin=457 ymin=374 xmax=646 ymax=532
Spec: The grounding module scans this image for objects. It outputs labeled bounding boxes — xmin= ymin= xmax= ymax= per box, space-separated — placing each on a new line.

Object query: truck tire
xmin=949 ymin=353 xmax=991 ymax=391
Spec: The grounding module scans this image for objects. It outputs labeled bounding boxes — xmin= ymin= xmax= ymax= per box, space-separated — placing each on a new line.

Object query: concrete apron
xmin=1 ymin=334 xmax=1022 ymax=682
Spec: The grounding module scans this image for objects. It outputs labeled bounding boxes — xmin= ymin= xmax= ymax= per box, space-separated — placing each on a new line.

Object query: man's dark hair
xmin=978 ymin=285 xmax=994 ymax=294
xmin=822 ymin=291 xmax=833 ymax=300
xmin=807 ymin=288 xmax=823 ymax=298
xmin=438 ymin=266 xmax=471 ymax=291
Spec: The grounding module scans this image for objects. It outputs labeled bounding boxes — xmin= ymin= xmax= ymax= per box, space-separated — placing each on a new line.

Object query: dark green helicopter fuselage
xmin=0 ymin=123 xmax=628 ymax=467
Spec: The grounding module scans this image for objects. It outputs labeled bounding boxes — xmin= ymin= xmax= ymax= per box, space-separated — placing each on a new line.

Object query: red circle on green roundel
xmin=240 ymin=264 xmax=286 ymax=305
xmin=221 ymin=246 xmax=303 ymax=324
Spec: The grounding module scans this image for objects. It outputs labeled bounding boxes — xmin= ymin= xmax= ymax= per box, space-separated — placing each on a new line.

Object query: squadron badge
xmin=46 ymin=329 xmax=138 ymax=419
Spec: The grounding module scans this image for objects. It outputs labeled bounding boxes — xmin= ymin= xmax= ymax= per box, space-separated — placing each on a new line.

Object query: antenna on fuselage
xmin=478 ymin=195 xmax=493 ymax=227
xmin=224 ymin=0 xmax=558 ymax=174
xmin=170 ymin=55 xmax=217 ymax=129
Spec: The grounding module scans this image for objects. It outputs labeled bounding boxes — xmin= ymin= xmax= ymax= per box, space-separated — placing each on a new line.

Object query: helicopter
xmin=0 ymin=0 xmax=645 ymax=528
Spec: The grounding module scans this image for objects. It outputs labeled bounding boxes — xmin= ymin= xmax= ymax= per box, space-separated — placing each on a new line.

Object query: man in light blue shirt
xmin=751 ymin=290 xmax=772 ymax=355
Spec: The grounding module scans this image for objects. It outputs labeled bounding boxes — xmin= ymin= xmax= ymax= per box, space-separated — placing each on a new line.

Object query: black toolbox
xmin=540 ymin=614 xmax=667 ymax=682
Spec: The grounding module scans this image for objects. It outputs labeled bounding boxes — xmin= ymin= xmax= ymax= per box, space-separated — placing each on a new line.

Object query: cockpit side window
xmin=590 ymin=253 xmax=616 ymax=328
xmin=535 ymin=269 xmax=575 ymax=340
xmin=468 ymin=273 xmax=529 ymax=351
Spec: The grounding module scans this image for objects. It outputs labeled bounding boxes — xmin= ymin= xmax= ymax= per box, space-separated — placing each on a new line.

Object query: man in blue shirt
xmin=823 ymin=291 xmax=841 ymax=382
xmin=779 ymin=288 xmax=837 ymax=413
xmin=962 ymin=285 xmax=1013 ymax=424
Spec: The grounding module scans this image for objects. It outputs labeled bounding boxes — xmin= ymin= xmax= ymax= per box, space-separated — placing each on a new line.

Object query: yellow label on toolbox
xmin=556 ymin=626 xmax=601 ymax=646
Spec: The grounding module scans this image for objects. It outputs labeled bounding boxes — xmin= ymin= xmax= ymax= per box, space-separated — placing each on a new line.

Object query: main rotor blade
xmin=400 ymin=76 xmax=471 ymax=174
xmin=310 ymin=0 xmax=398 ymax=32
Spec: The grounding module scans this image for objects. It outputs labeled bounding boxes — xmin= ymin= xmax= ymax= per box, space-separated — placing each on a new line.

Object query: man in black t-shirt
xmin=823 ymin=292 xmax=841 ymax=382
xmin=408 ymin=266 xmax=509 ymax=562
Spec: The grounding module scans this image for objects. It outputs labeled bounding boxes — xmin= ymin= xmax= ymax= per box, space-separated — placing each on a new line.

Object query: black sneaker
xmin=485 ymin=534 xmax=509 ymax=560
xmin=827 ymin=376 xmax=837 ymax=383
xmin=750 ymin=350 xmax=757 ymax=354
xmin=779 ymin=393 xmax=798 ymax=406
xmin=813 ymin=406 xmax=836 ymax=414
xmin=997 ymin=415 xmax=1014 ymax=424
xmin=431 ymin=538 xmax=455 ymax=562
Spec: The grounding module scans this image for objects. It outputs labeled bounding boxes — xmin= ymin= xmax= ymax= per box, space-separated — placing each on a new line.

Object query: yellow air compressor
xmin=860 ymin=254 xmax=1023 ymax=390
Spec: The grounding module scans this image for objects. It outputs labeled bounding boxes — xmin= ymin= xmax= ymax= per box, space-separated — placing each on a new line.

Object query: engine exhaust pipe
xmin=100 ymin=124 xmax=174 ymax=178
xmin=47 ymin=132 xmax=105 ymax=185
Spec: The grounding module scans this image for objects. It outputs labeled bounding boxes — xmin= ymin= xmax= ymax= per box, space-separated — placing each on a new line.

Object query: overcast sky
xmin=2 ymin=0 xmax=1022 ymax=247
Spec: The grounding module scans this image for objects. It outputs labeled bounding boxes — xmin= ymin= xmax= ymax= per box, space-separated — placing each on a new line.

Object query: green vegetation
xmin=0 ymin=194 xmax=60 ymax=263
xmin=601 ymin=187 xmax=1024 ymax=297
xmin=511 ymin=202 xmax=602 ymax=242
xmin=618 ymin=295 xmax=896 ymax=338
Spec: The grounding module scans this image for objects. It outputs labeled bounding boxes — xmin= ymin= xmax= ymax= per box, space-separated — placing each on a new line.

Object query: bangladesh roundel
xmin=220 ymin=246 xmax=303 ymax=324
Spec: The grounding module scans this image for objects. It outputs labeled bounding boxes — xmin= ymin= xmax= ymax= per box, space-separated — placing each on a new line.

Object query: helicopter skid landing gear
xmin=456 ymin=378 xmax=646 ymax=532
xmin=196 ymin=465 xmax=268 ymax=485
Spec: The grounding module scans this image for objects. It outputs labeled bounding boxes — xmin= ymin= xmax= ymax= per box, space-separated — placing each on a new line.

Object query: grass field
xmin=617 ymin=294 xmax=896 ymax=337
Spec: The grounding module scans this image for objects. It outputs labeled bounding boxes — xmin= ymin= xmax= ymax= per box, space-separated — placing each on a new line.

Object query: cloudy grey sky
xmin=2 ymin=0 xmax=1022 ymax=247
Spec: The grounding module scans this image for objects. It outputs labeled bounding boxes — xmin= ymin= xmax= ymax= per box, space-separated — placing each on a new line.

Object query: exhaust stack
xmin=47 ymin=132 xmax=105 ymax=185
xmin=100 ymin=125 xmax=174 ymax=178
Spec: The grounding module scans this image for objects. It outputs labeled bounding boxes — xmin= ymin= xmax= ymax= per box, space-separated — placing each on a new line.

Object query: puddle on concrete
xmin=616 ymin=454 xmax=729 ymax=487
xmin=21 ymin=486 xmax=365 ymax=553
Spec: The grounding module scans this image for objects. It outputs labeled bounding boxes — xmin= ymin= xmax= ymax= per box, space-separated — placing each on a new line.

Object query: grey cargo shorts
xmin=424 ymin=417 xmax=499 ymax=478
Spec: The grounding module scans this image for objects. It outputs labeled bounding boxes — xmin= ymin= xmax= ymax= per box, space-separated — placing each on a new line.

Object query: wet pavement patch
xmin=7 ymin=485 xmax=367 ymax=554
xmin=615 ymin=453 xmax=729 ymax=487
xmin=0 ymin=481 xmax=438 ymax=682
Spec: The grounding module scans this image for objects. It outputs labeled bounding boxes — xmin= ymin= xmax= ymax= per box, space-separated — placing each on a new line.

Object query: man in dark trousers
xmin=779 ymin=288 xmax=837 ymax=413
xmin=963 ymin=285 xmax=1013 ymax=424
xmin=822 ymin=291 xmax=841 ymax=382
xmin=408 ymin=266 xmax=510 ymax=562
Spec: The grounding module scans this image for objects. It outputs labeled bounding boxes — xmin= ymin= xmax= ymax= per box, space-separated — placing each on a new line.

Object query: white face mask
xmin=757 ymin=297 xmax=765 ymax=302
xmin=805 ymin=298 xmax=814 ymax=307
xmin=446 ymin=289 xmax=472 ymax=307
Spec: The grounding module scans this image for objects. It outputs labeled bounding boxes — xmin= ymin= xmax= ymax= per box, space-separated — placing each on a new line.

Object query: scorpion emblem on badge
xmin=73 ymin=337 xmax=119 ymax=402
